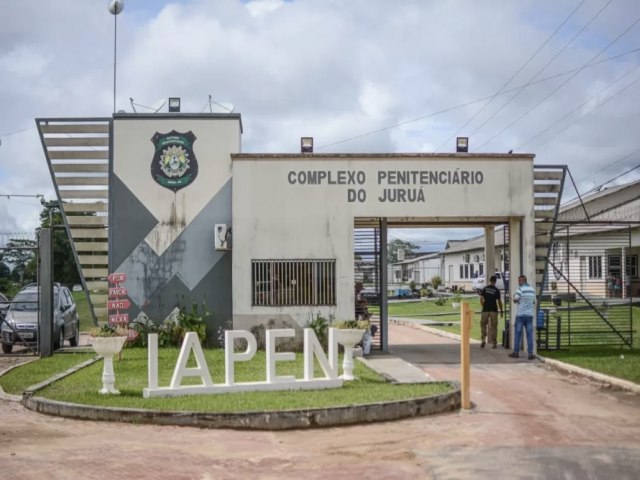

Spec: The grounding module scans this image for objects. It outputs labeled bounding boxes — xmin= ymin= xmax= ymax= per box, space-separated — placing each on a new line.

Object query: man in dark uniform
xmin=479 ymin=275 xmax=503 ymax=348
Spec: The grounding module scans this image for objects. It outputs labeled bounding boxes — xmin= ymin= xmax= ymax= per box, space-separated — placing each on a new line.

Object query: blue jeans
xmin=514 ymin=315 xmax=533 ymax=354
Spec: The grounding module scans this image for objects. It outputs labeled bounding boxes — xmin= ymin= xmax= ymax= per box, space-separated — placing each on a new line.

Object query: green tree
xmin=3 ymin=239 xmax=37 ymax=284
xmin=0 ymin=260 xmax=10 ymax=279
xmin=39 ymin=203 xmax=81 ymax=286
xmin=387 ymin=239 xmax=419 ymax=263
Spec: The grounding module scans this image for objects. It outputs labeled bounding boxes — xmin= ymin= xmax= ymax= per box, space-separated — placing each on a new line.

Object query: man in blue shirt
xmin=509 ymin=275 xmax=537 ymax=360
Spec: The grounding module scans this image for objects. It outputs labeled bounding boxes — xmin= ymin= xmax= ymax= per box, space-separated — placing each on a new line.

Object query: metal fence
xmin=537 ymin=222 xmax=636 ymax=349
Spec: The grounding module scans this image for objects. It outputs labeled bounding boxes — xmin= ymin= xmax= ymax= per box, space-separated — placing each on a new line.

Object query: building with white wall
xmin=39 ymin=112 xmax=544 ymax=350
xmin=231 ymin=153 xmax=537 ymax=336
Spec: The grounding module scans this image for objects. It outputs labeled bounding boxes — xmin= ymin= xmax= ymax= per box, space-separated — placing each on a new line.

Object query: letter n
xmin=303 ymin=328 xmax=338 ymax=380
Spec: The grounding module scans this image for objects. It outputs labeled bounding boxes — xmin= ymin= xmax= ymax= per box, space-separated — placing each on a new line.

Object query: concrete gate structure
xmin=36 ymin=111 xmax=563 ymax=350
xmin=231 ymin=153 xmax=547 ymax=351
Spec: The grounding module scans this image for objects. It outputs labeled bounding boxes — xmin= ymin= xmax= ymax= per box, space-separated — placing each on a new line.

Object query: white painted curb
xmin=538 ymin=356 xmax=640 ymax=395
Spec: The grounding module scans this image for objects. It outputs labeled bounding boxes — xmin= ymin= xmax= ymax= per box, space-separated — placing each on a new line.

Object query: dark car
xmin=1 ymin=285 xmax=80 ymax=354
xmin=361 ymin=288 xmax=380 ymax=305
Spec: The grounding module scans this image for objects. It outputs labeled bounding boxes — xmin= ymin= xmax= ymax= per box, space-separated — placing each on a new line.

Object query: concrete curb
xmin=22 ymin=356 xmax=101 ymax=398
xmin=537 ymin=355 xmax=640 ymax=394
xmin=23 ymin=386 xmax=461 ymax=430
xmin=0 ymin=357 xmax=40 ymax=402
xmin=14 ymin=350 xmax=461 ymax=430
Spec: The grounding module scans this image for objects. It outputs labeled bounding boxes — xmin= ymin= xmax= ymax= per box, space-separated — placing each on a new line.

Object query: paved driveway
xmin=0 ymin=324 xmax=639 ymax=479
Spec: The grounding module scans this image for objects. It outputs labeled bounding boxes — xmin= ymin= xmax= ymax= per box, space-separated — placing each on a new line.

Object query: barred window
xmin=252 ymin=259 xmax=336 ymax=306
xmin=588 ymin=256 xmax=602 ymax=279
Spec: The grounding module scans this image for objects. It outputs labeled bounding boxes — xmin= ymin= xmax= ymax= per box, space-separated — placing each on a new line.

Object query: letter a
xmin=170 ymin=332 xmax=214 ymax=389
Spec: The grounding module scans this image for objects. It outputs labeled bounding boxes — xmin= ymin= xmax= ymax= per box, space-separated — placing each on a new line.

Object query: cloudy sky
xmin=1 ymin=0 xmax=639 ymax=243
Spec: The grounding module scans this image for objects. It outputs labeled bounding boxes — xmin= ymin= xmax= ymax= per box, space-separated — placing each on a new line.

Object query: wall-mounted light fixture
xmin=456 ymin=137 xmax=469 ymax=153
xmin=168 ymin=97 xmax=181 ymax=113
xmin=301 ymin=137 xmax=313 ymax=153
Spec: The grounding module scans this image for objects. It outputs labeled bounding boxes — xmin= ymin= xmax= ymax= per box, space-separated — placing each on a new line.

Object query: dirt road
xmin=0 ymin=324 xmax=638 ymax=479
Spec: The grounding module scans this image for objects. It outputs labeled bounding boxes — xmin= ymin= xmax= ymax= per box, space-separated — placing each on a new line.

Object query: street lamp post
xmin=108 ymin=1 xmax=125 ymax=113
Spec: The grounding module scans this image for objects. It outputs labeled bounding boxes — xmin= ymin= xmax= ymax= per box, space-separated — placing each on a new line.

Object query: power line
xmin=468 ymin=0 xmax=612 ymax=141
xmin=434 ymin=0 xmax=587 ymax=153
xmin=562 ymin=153 xmax=640 ymax=205
xmin=518 ymin=64 xmax=640 ymax=149
xmin=316 ymin=46 xmax=640 ymax=151
xmin=0 ymin=125 xmax=36 ymax=140
xmin=0 ymin=194 xmax=43 ymax=199
xmin=592 ymin=162 xmax=640 ymax=189
xmin=477 ymin=14 xmax=640 ymax=150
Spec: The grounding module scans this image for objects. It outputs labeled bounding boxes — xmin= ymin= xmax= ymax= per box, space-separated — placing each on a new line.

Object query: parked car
xmin=472 ymin=272 xmax=507 ymax=293
xmin=395 ymin=287 xmax=420 ymax=299
xmin=360 ymin=288 xmax=380 ymax=305
xmin=1 ymin=284 xmax=80 ymax=354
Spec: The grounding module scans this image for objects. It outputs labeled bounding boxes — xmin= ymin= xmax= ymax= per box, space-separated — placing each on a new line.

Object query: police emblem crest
xmin=150 ymin=130 xmax=199 ymax=192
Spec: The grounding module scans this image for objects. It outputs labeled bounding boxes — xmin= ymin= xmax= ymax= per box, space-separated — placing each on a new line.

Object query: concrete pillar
xmin=484 ymin=225 xmax=495 ymax=277
xmin=523 ymin=209 xmax=537 ymax=354
xmin=38 ymin=228 xmax=53 ymax=357
xmin=508 ymin=218 xmax=521 ymax=350
xmin=380 ymin=218 xmax=389 ymax=352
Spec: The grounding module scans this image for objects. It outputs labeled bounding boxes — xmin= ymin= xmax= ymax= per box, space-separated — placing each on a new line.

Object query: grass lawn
xmin=371 ymin=297 xmax=504 ymax=342
xmin=369 ymin=296 xmax=483 ymax=318
xmin=0 ymin=352 xmax=96 ymax=394
xmin=542 ymin=304 xmax=640 ymax=384
xmin=72 ymin=291 xmax=98 ymax=332
xmin=1 ymin=348 xmax=453 ymax=412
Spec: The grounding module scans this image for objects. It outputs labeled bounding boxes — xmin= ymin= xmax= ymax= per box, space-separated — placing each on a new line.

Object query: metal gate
xmin=354 ymin=224 xmax=382 ymax=350
xmin=0 ymin=232 xmax=40 ymax=356
xmin=537 ymin=222 xmax=636 ymax=349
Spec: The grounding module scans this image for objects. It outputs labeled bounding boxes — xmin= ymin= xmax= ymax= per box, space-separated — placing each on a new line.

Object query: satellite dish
xmin=210 ymin=101 xmax=235 ymax=113
xmin=150 ymin=98 xmax=167 ymax=113
xmin=206 ymin=94 xmax=234 ymax=113
xmin=219 ymin=102 xmax=235 ymax=113
xmin=129 ymin=97 xmax=166 ymax=113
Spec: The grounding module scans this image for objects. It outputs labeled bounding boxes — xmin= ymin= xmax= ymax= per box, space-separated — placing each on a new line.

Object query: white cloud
xmin=1 ymin=0 xmax=640 ymax=237
xmin=246 ymin=0 xmax=285 ymax=18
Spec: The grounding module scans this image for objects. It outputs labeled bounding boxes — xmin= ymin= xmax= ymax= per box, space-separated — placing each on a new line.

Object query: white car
xmin=472 ymin=272 xmax=506 ymax=292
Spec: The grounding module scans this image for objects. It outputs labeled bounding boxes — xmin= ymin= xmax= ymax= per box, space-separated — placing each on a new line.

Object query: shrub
xmin=127 ymin=299 xmax=210 ymax=348
xmin=409 ymin=280 xmax=416 ymax=291
xmin=434 ymin=296 xmax=449 ymax=306
xmin=249 ymin=319 xmax=298 ymax=351
xmin=431 ymin=275 xmax=443 ymax=289
xmin=307 ymin=313 xmax=329 ymax=349
xmin=89 ymin=325 xmax=129 ymax=337
xmin=332 ymin=319 xmax=370 ymax=330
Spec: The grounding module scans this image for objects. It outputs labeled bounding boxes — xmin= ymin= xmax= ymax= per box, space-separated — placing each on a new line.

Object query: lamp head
xmin=108 ymin=0 xmax=124 ymax=15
